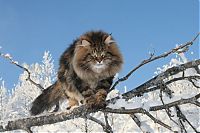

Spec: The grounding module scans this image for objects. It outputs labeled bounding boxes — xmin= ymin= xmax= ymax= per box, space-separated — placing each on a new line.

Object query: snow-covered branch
xmin=0 ymin=90 xmax=199 ymax=132
xmin=110 ymin=33 xmax=200 ymax=91
xmin=0 ymin=52 xmax=44 ymax=91
xmin=108 ymin=59 xmax=200 ymax=102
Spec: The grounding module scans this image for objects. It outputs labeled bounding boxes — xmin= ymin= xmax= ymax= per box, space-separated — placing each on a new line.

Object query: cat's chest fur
xmin=69 ymin=69 xmax=103 ymax=92
xmin=81 ymin=74 xmax=105 ymax=90
xmin=85 ymin=77 xmax=102 ymax=89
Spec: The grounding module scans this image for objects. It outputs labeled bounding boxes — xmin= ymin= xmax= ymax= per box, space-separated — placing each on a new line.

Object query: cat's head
xmin=73 ymin=31 xmax=123 ymax=80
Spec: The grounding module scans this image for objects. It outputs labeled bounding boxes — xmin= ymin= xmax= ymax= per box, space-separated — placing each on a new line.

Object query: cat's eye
xmin=106 ymin=52 xmax=113 ymax=56
xmin=91 ymin=53 xmax=97 ymax=59
xmin=93 ymin=53 xmax=98 ymax=58
xmin=100 ymin=52 xmax=105 ymax=57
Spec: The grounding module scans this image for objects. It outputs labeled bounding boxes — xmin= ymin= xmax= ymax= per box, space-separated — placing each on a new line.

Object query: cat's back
xmin=59 ymin=40 xmax=76 ymax=65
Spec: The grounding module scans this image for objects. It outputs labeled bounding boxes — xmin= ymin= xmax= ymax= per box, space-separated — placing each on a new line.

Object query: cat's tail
xmin=30 ymin=81 xmax=63 ymax=115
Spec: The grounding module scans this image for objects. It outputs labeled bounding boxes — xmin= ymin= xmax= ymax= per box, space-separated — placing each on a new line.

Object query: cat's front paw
xmin=84 ymin=89 xmax=107 ymax=109
xmin=66 ymin=98 xmax=79 ymax=110
xmin=95 ymin=89 xmax=107 ymax=108
xmin=85 ymin=95 xmax=96 ymax=109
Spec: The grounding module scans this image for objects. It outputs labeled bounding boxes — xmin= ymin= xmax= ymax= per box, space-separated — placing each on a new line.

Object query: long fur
xmin=30 ymin=30 xmax=123 ymax=115
xmin=30 ymin=82 xmax=62 ymax=115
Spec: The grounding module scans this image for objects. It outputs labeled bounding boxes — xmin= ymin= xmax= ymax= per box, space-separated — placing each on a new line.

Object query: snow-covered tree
xmin=0 ymin=79 xmax=8 ymax=120
xmin=2 ymin=51 xmax=56 ymax=121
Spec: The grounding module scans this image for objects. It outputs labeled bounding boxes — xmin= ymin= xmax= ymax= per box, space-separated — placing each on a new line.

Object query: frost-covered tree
xmin=0 ymin=79 xmax=8 ymax=120
xmin=2 ymin=51 xmax=56 ymax=120
xmin=39 ymin=51 xmax=56 ymax=88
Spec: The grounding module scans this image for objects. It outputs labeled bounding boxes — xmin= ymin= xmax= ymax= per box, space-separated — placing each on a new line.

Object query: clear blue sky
xmin=0 ymin=0 xmax=199 ymax=91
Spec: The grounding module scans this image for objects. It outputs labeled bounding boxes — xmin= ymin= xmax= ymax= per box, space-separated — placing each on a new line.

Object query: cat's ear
xmin=80 ymin=40 xmax=91 ymax=47
xmin=104 ymin=35 xmax=115 ymax=45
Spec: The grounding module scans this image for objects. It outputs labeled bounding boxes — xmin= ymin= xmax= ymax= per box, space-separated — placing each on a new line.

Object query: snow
xmin=12 ymin=61 xmax=19 ymax=65
xmin=4 ymin=53 xmax=12 ymax=59
xmin=0 ymin=52 xmax=199 ymax=132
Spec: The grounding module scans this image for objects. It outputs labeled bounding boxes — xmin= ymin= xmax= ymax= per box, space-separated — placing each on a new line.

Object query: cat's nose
xmin=96 ymin=60 xmax=103 ymax=64
xmin=96 ymin=58 xmax=102 ymax=63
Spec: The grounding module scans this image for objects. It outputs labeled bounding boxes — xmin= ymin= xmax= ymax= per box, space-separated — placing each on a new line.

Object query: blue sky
xmin=0 ymin=0 xmax=199 ymax=91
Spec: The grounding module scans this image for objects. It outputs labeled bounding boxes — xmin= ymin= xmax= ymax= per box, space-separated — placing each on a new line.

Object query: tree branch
xmin=110 ymin=32 xmax=200 ymax=91
xmin=1 ymin=91 xmax=199 ymax=132
xmin=107 ymin=59 xmax=200 ymax=104
xmin=175 ymin=106 xmax=199 ymax=133
xmin=103 ymin=112 xmax=113 ymax=133
xmin=0 ymin=52 xmax=44 ymax=91
xmin=85 ymin=114 xmax=113 ymax=133
xmin=159 ymin=85 xmax=180 ymax=128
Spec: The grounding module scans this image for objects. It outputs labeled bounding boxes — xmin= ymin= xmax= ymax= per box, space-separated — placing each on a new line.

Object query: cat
xmin=30 ymin=30 xmax=123 ymax=115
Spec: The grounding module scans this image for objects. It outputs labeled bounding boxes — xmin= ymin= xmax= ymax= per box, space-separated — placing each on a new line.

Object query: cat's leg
xmin=82 ymin=88 xmax=107 ymax=109
xmin=94 ymin=89 xmax=107 ymax=108
xmin=52 ymin=101 xmax=60 ymax=112
xmin=64 ymin=84 xmax=85 ymax=108
xmin=66 ymin=98 xmax=79 ymax=110
xmin=82 ymin=89 xmax=96 ymax=108
xmin=91 ymin=78 xmax=113 ymax=108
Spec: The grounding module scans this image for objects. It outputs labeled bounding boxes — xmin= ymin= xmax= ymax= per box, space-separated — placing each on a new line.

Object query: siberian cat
xmin=30 ymin=30 xmax=123 ymax=115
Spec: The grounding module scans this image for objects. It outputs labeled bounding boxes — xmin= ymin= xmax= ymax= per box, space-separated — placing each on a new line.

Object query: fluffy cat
xmin=30 ymin=30 xmax=123 ymax=115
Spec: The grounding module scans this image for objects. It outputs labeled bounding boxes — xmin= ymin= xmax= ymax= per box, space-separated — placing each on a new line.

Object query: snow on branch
xmin=110 ymin=33 xmax=200 ymax=91
xmin=0 ymin=52 xmax=44 ymax=91
xmin=108 ymin=59 xmax=200 ymax=102
xmin=0 ymin=33 xmax=199 ymax=132
xmin=0 ymin=89 xmax=199 ymax=132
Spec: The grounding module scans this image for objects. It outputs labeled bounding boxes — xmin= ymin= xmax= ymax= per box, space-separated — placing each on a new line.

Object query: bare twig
xmin=84 ymin=116 xmax=88 ymax=133
xmin=104 ymin=108 xmax=172 ymax=131
xmin=143 ymin=109 xmax=172 ymax=131
xmin=86 ymin=115 xmax=113 ymax=133
xmin=175 ymin=106 xmax=188 ymax=133
xmin=159 ymin=85 xmax=179 ymax=128
xmin=130 ymin=114 xmax=145 ymax=132
xmin=103 ymin=112 xmax=113 ymax=133
xmin=0 ymin=52 xmax=44 ymax=91
xmin=25 ymin=127 xmax=33 ymax=133
xmin=178 ymin=118 xmax=187 ymax=133
xmin=150 ymin=93 xmax=200 ymax=111
xmin=130 ymin=114 xmax=141 ymax=127
xmin=175 ymin=106 xmax=199 ymax=133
